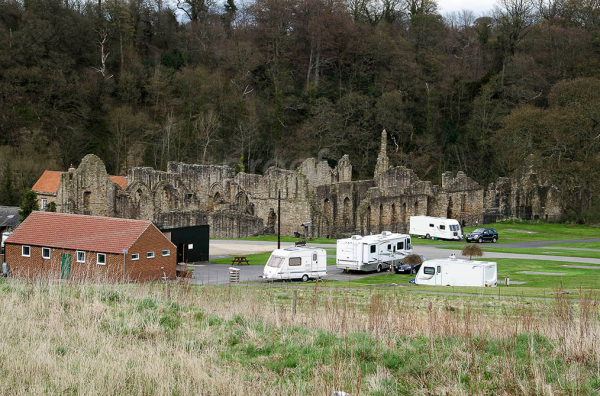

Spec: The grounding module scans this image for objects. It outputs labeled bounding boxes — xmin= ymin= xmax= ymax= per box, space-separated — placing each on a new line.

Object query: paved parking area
xmin=194 ymin=238 xmax=600 ymax=286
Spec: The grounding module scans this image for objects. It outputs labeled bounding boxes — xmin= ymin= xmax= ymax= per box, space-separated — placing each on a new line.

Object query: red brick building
xmin=4 ymin=212 xmax=176 ymax=282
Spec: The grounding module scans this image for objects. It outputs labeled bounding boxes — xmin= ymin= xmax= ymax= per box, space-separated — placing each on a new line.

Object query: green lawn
xmin=545 ymin=242 xmax=600 ymax=249
xmin=211 ymin=251 xmax=336 ymax=266
xmin=214 ymin=235 xmax=337 ymax=244
xmin=441 ymin=246 xmax=600 ymax=259
xmin=409 ymin=220 xmax=600 ymax=246
xmin=340 ymin=258 xmax=600 ymax=298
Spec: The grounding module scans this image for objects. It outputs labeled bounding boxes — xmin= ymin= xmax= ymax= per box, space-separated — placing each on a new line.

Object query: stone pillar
xmin=374 ymin=130 xmax=389 ymax=178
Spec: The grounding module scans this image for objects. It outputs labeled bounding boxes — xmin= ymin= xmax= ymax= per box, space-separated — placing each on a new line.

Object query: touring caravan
xmin=409 ymin=216 xmax=462 ymax=240
xmin=262 ymin=247 xmax=327 ymax=282
xmin=336 ymin=231 xmax=413 ymax=272
xmin=415 ymin=256 xmax=497 ymax=287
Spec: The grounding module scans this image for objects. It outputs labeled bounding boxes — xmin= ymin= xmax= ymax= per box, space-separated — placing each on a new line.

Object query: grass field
xmin=216 ymin=235 xmax=337 ymax=244
xmin=442 ymin=246 xmax=600 ymax=260
xmin=546 ymin=242 xmax=600 ymax=249
xmin=215 ymin=221 xmax=599 ymax=246
xmin=211 ymin=251 xmax=336 ymax=266
xmin=1 ymin=279 xmax=599 ymax=394
xmin=342 ymin=258 xmax=600 ymax=298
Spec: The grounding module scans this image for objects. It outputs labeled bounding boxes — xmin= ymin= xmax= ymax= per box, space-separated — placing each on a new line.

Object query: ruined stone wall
xmin=53 ymin=132 xmax=563 ymax=240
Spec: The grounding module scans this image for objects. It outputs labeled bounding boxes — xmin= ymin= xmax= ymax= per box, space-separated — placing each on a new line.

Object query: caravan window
xmin=407 ymin=238 xmax=412 ymax=250
xmin=423 ymin=267 xmax=435 ymax=275
xmin=370 ymin=245 xmax=376 ymax=253
xmin=429 ymin=223 xmax=434 ymax=227
xmin=439 ymin=225 xmax=445 ymax=230
xmin=397 ymin=241 xmax=404 ymax=250
xmin=289 ymin=257 xmax=302 ymax=266
xmin=437 ymin=266 xmax=441 ymax=274
xmin=266 ymin=256 xmax=285 ymax=268
xmin=387 ymin=244 xmax=391 ymax=250
xmin=313 ymin=254 xmax=317 ymax=261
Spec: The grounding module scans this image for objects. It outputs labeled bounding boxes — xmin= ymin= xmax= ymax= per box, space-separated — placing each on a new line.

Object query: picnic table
xmin=231 ymin=256 xmax=250 ymax=265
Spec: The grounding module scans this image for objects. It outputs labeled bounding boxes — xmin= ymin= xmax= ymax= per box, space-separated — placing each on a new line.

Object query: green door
xmin=61 ymin=254 xmax=71 ymax=279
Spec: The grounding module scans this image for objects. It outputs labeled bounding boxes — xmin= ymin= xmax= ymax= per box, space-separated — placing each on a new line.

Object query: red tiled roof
xmin=31 ymin=171 xmax=62 ymax=194
xmin=5 ymin=212 xmax=152 ymax=254
xmin=109 ymin=175 xmax=128 ymax=190
xmin=32 ymin=171 xmax=128 ymax=195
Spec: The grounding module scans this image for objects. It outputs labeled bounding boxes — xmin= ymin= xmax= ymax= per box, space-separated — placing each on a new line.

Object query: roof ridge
xmin=32 ymin=211 xmax=152 ymax=224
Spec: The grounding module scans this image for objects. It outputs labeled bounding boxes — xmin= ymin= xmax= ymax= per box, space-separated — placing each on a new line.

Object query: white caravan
xmin=262 ymin=247 xmax=327 ymax=282
xmin=336 ymin=231 xmax=412 ymax=272
xmin=409 ymin=216 xmax=462 ymax=240
xmin=415 ymin=256 xmax=497 ymax=287
xmin=1 ymin=232 xmax=11 ymax=249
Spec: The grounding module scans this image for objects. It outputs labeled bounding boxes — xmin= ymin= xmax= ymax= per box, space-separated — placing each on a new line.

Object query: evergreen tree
xmin=19 ymin=189 xmax=39 ymax=222
xmin=0 ymin=163 xmax=17 ymax=206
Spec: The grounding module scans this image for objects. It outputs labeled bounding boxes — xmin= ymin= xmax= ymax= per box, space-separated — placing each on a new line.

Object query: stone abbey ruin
xmin=45 ymin=131 xmax=561 ymax=238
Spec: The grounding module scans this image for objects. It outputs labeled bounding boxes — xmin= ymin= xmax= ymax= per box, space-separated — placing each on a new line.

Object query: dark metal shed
xmin=161 ymin=225 xmax=209 ymax=263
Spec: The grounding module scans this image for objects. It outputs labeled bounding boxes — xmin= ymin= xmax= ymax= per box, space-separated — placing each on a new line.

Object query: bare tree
xmin=196 ymin=109 xmax=220 ymax=164
xmin=494 ymin=0 xmax=536 ymax=57
xmin=92 ymin=30 xmax=113 ymax=79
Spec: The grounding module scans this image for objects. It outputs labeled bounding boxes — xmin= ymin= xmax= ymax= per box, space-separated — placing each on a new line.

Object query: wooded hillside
xmin=1 ymin=0 xmax=599 ymax=221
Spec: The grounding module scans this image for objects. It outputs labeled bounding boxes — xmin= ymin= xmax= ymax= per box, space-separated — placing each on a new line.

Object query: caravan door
xmin=434 ymin=265 xmax=442 ymax=285
xmin=311 ymin=252 xmax=318 ymax=274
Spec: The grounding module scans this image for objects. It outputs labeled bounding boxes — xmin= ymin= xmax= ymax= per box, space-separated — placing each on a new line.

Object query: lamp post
xmin=277 ymin=190 xmax=281 ymax=250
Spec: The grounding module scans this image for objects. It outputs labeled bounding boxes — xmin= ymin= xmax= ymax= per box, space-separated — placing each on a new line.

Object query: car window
xmin=473 ymin=228 xmax=485 ymax=233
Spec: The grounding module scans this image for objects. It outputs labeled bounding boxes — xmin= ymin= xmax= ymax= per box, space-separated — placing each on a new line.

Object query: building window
xmin=162 ymin=250 xmax=170 ymax=257
xmin=289 ymin=257 xmax=301 ymax=266
xmin=41 ymin=198 xmax=47 ymax=210
xmin=76 ymin=251 xmax=85 ymax=263
xmin=97 ymin=253 xmax=106 ymax=265
xmin=147 ymin=252 xmax=155 ymax=259
xmin=131 ymin=254 xmax=139 ymax=261
xmin=42 ymin=247 xmax=51 ymax=259
xmin=22 ymin=245 xmax=31 ymax=257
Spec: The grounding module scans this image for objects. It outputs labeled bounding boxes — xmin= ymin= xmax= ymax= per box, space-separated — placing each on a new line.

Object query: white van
xmin=336 ymin=231 xmax=412 ymax=272
xmin=409 ymin=216 xmax=462 ymax=240
xmin=415 ymin=256 xmax=497 ymax=287
xmin=263 ymin=247 xmax=327 ymax=282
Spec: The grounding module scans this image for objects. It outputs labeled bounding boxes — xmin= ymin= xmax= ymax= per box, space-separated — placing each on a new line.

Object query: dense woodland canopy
xmin=0 ymin=0 xmax=600 ymax=222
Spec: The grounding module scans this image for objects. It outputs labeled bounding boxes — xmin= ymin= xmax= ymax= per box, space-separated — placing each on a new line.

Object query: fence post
xmin=292 ymin=290 xmax=297 ymax=317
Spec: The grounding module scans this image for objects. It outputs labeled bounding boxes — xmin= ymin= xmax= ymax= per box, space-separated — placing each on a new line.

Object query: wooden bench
xmin=231 ymin=256 xmax=250 ymax=265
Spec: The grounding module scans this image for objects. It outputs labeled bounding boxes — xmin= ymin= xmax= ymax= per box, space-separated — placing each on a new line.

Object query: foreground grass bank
xmin=0 ymin=280 xmax=599 ymax=394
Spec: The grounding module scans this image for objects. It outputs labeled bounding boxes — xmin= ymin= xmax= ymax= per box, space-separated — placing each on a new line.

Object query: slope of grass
xmin=1 ymin=280 xmax=599 ymax=394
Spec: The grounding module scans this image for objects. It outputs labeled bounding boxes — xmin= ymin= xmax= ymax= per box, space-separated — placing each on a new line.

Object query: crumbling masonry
xmin=53 ymin=131 xmax=562 ymax=238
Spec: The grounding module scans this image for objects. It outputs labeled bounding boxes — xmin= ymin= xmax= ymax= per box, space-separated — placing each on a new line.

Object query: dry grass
xmin=0 ymin=278 xmax=599 ymax=395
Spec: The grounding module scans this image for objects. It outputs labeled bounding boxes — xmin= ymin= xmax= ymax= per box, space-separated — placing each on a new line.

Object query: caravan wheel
xmin=425 ymin=234 xmax=431 ymax=239
xmin=302 ymin=274 xmax=309 ymax=282
xmin=376 ymin=264 xmax=382 ymax=273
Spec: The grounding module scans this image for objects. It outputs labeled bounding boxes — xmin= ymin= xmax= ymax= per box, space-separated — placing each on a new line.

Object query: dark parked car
xmin=394 ymin=255 xmax=427 ymax=274
xmin=465 ymin=228 xmax=499 ymax=243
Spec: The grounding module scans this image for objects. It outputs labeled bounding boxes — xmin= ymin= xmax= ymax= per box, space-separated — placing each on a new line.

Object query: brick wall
xmin=5 ymin=244 xmax=123 ymax=281
xmin=4 ymin=224 xmax=176 ymax=282
xmin=127 ymin=224 xmax=176 ymax=281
